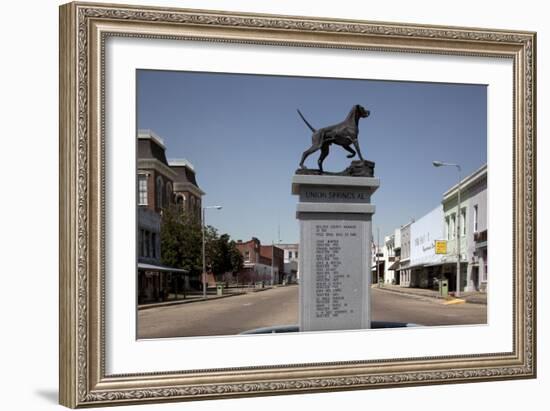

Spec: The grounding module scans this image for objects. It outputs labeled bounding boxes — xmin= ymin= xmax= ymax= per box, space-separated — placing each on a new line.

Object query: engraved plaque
xmin=293 ymin=174 xmax=378 ymax=332
xmin=300 ymin=218 xmax=370 ymax=331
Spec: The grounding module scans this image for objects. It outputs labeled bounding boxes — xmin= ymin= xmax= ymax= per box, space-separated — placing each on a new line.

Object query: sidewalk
xmin=137 ymin=284 xmax=281 ymax=310
xmin=375 ymin=284 xmax=487 ymax=305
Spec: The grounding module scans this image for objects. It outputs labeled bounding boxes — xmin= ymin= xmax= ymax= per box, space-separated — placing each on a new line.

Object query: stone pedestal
xmin=292 ymin=174 xmax=380 ymax=332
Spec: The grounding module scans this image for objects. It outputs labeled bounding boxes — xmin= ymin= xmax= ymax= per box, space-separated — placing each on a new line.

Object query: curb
xmin=138 ymin=291 xmax=246 ymax=310
xmin=442 ymin=298 xmax=466 ymax=305
xmin=374 ymin=286 xmax=444 ymax=303
xmin=374 ymin=286 xmax=486 ymax=305
xmin=137 ymin=286 xmax=285 ymax=310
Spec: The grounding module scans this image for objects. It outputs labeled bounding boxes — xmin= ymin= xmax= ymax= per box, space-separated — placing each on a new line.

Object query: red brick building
xmin=137 ymin=130 xmax=204 ymax=303
xmin=235 ymin=238 xmax=285 ymax=285
xmin=137 ymin=129 xmax=177 ymax=213
xmin=260 ymin=245 xmax=285 ymax=282
xmin=170 ymin=159 xmax=204 ymax=222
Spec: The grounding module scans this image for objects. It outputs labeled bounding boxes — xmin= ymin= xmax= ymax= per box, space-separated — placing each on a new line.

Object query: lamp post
xmin=202 ymin=205 xmax=222 ymax=299
xmin=433 ymin=161 xmax=462 ymax=297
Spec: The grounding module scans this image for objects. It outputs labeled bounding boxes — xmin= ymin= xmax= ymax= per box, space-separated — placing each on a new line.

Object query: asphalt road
xmin=137 ymin=285 xmax=487 ymax=339
xmin=138 ymin=286 xmax=299 ymax=339
xmin=371 ymin=288 xmax=487 ymax=326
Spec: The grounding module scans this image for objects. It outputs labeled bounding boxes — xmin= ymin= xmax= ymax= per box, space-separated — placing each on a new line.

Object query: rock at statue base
xmin=295 ymin=160 xmax=375 ymax=177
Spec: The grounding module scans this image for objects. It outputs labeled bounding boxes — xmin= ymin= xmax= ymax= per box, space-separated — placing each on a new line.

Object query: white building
xmin=397 ymin=221 xmax=413 ymax=286
xmin=441 ymin=164 xmax=488 ymax=292
xmin=278 ymin=243 xmax=299 ymax=283
xmin=409 ymin=205 xmax=445 ymax=288
xmin=382 ymin=234 xmax=397 ymax=284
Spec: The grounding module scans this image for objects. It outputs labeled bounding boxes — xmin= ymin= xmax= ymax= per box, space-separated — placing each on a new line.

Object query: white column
xmin=478 ymin=254 xmax=486 ymax=290
xmin=465 ymin=262 xmax=475 ymax=292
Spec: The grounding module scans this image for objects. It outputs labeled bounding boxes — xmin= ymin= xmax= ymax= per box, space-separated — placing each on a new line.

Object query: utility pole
xmin=376 ymin=227 xmax=380 ymax=287
xmin=433 ymin=161 xmax=462 ymax=297
xmin=271 ymin=240 xmax=274 ymax=285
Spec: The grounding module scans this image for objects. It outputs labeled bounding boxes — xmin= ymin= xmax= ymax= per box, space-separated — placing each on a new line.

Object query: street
xmin=137 ymin=285 xmax=487 ymax=339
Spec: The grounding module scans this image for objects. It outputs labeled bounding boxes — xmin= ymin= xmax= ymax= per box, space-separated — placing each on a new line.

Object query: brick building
xmin=136 ymin=130 xmax=204 ymax=304
xmin=235 ymin=238 xmax=285 ymax=285
xmin=170 ymin=159 xmax=204 ymax=222
xmin=260 ymin=244 xmax=285 ymax=285
xmin=137 ymin=129 xmax=177 ymax=212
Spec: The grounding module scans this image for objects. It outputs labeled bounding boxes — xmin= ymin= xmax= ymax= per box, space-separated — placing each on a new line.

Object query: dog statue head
xmin=355 ymin=104 xmax=370 ymax=119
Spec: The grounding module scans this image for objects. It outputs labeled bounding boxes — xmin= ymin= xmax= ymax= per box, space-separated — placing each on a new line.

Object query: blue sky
xmin=137 ymin=70 xmax=486 ymax=245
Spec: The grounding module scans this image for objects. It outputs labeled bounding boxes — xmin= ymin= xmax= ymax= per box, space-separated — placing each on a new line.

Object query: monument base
xmin=292 ymin=174 xmax=380 ymax=332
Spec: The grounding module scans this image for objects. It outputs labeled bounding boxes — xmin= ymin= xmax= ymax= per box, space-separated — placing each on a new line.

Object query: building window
xmin=138 ymin=174 xmax=148 ymax=206
xmin=450 ymin=214 xmax=456 ymax=240
xmin=166 ymin=182 xmax=173 ymax=205
xmin=144 ymin=231 xmax=150 ymax=257
xmin=151 ymin=233 xmax=157 ymax=259
xmin=244 ymin=250 xmax=250 ymax=262
xmin=473 ymin=204 xmax=479 ymax=233
xmin=156 ymin=176 xmax=164 ymax=209
xmin=295 ymin=251 xmax=298 ymax=259
xmin=460 ymin=208 xmax=466 ymax=237
xmin=139 ymin=229 xmax=144 ymax=257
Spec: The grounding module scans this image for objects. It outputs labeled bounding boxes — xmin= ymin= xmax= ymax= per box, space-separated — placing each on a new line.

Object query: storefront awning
xmin=388 ymin=261 xmax=400 ymax=270
xmin=137 ymin=262 xmax=188 ymax=274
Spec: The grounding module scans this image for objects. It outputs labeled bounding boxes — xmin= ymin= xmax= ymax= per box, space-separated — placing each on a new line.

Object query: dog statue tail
xmin=296 ymin=109 xmax=316 ymax=132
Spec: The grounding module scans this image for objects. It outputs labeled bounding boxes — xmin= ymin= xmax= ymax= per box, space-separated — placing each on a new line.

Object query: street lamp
xmin=202 ymin=205 xmax=222 ymax=299
xmin=433 ymin=161 xmax=462 ymax=297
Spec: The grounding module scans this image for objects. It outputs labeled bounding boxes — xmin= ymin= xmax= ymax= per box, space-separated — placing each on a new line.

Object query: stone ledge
xmin=296 ymin=202 xmax=376 ymax=214
xmin=291 ymin=174 xmax=380 ymax=195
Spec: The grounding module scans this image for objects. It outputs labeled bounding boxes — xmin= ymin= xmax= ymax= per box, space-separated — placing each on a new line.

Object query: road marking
xmin=243 ymin=303 xmax=253 ymax=306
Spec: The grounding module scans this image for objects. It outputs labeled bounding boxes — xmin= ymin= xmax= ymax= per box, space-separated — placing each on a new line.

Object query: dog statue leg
xmin=352 ymin=140 xmax=365 ymax=161
xmin=343 ymin=145 xmax=356 ymax=158
xmin=300 ymin=145 xmax=318 ymax=169
xmin=318 ymin=145 xmax=329 ymax=173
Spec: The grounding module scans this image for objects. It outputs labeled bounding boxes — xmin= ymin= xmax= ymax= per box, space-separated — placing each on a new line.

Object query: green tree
xmin=209 ymin=234 xmax=234 ymax=277
xmin=228 ymin=240 xmax=244 ymax=274
xmin=160 ymin=205 xmax=243 ymax=283
xmin=160 ymin=205 xmax=202 ymax=275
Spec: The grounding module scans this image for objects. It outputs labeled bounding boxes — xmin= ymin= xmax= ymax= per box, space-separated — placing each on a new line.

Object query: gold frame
xmin=59 ymin=2 xmax=537 ymax=408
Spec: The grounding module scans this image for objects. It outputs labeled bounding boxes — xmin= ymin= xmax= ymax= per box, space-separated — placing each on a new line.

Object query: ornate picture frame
xmin=59 ymin=1 xmax=536 ymax=408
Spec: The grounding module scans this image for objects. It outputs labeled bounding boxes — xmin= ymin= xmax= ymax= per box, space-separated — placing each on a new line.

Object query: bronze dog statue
xmin=298 ymin=104 xmax=370 ymax=173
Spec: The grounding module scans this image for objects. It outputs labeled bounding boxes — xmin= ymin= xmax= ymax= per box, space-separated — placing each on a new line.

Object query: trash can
xmin=439 ymin=279 xmax=449 ymax=298
xmin=216 ymin=283 xmax=224 ymax=296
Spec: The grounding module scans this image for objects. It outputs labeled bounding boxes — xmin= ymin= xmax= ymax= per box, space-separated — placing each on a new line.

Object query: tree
xmin=228 ymin=240 xmax=244 ymax=274
xmin=208 ymin=234 xmax=245 ymax=279
xmin=160 ymin=205 xmax=202 ymax=275
xmin=160 ymin=204 xmax=243 ymax=284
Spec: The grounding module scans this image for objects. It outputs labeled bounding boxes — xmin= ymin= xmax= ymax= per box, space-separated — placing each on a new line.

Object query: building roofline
xmin=137 ymin=129 xmax=166 ymax=149
xmin=168 ymin=158 xmax=195 ymax=171
xmin=442 ymin=163 xmax=487 ymax=201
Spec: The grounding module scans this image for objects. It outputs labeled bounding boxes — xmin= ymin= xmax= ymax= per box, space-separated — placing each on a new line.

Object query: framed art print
xmin=59 ymin=2 xmax=536 ymax=407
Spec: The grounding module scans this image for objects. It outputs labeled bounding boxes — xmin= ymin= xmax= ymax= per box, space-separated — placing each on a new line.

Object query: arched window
xmin=166 ymin=182 xmax=173 ymax=205
xmin=137 ymin=174 xmax=148 ymax=206
xmin=156 ymin=176 xmax=164 ymax=209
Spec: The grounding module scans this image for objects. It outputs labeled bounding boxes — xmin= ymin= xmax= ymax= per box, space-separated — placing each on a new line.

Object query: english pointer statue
xmin=297 ymin=104 xmax=370 ymax=173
